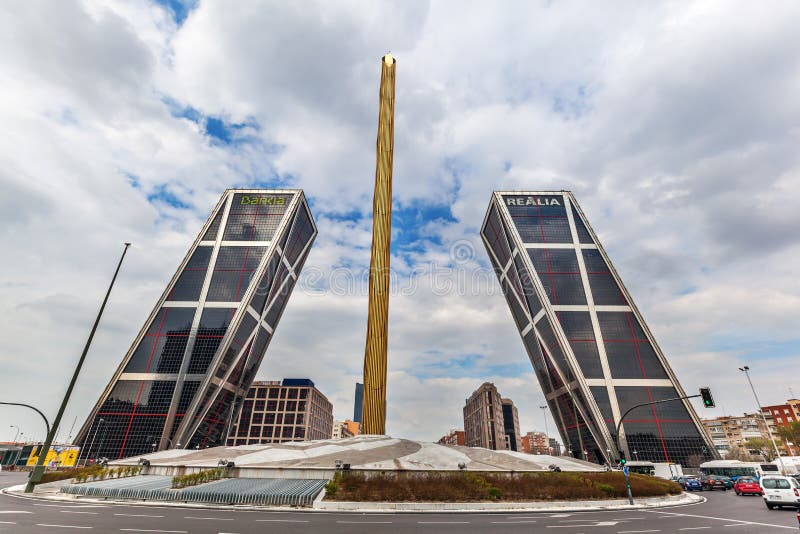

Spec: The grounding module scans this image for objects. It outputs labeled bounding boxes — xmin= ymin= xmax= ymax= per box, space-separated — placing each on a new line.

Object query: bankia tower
xmin=481 ymin=191 xmax=718 ymax=466
xmin=76 ymin=189 xmax=316 ymax=460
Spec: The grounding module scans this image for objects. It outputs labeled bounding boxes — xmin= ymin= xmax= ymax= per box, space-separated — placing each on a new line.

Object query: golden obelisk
xmin=361 ymin=54 xmax=396 ymax=435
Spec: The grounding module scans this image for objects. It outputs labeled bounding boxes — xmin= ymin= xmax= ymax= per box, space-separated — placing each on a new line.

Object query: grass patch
xmin=324 ymin=471 xmax=682 ymax=502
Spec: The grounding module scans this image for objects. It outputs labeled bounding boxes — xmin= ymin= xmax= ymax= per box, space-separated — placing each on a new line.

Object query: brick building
xmin=226 ymin=379 xmax=333 ymax=445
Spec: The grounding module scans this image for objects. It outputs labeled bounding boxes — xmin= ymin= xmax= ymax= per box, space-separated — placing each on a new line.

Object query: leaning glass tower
xmin=481 ymin=191 xmax=718 ymax=466
xmin=75 ymin=189 xmax=316 ymax=460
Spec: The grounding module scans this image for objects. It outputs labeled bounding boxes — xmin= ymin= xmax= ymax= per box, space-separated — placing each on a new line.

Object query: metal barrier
xmin=61 ymin=475 xmax=327 ymax=507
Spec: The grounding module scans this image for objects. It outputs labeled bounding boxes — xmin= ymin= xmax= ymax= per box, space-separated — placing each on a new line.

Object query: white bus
xmin=626 ymin=461 xmax=683 ymax=480
xmin=699 ymin=460 xmax=774 ymax=480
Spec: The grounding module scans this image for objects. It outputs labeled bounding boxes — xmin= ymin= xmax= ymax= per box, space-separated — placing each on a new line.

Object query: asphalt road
xmin=1 ymin=472 xmax=798 ymax=533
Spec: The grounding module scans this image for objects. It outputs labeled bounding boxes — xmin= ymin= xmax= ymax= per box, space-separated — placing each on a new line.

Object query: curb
xmin=313 ymin=492 xmax=703 ymax=512
xmin=2 ymin=484 xmax=703 ymax=513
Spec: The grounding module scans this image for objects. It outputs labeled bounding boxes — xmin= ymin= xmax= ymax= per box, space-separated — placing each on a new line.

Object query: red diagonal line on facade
xmin=117 ymin=309 xmax=169 ymax=458
xmin=626 ymin=312 xmax=669 ymax=461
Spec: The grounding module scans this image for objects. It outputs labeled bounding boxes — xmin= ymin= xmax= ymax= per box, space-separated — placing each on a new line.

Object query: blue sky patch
xmin=153 ymin=0 xmax=197 ymax=25
xmin=147 ymin=183 xmax=191 ymax=210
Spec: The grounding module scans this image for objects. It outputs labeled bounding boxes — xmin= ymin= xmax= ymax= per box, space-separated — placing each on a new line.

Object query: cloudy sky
xmin=1 ymin=0 xmax=799 ymax=446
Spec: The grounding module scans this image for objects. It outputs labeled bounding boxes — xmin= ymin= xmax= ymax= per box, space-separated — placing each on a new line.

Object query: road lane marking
xmin=648 ymin=510 xmax=796 ymax=530
xmin=255 ymin=519 xmax=310 ymax=523
xmin=418 ymin=521 xmax=470 ymax=524
xmin=337 ymin=520 xmax=393 ymax=524
xmin=492 ymin=520 xmax=538 ymax=524
xmin=37 ymin=525 xmax=93 ymax=529
xmin=0 ymin=522 xmax=17 ymax=525
xmin=679 ymin=528 xmax=711 ymax=531
xmin=618 ymin=531 xmax=661 ymax=533
xmin=61 ymin=511 xmax=99 ymax=515
xmin=185 ymin=516 xmax=234 ymax=521
xmin=114 ymin=514 xmax=165 ymax=518
xmin=0 ymin=511 xmax=31 ymax=514
xmin=119 ymin=530 xmax=187 ymax=533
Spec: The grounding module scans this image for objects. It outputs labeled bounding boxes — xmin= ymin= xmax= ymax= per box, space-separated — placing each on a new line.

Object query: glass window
xmin=206 ymin=246 xmax=267 ymax=302
xmin=598 ymin=312 xmax=667 ymax=379
xmin=202 ymin=207 xmax=225 ymax=241
xmin=528 ymin=249 xmax=586 ymax=305
xmin=124 ymin=308 xmax=194 ymax=373
xmin=582 ymin=250 xmax=627 ymax=305
xmin=569 ymin=205 xmax=594 ymax=244
xmin=558 ymin=312 xmax=603 ymax=379
xmin=503 ymin=195 xmax=571 ymax=244
xmin=283 ymin=205 xmax=314 ymax=266
xmin=482 ymin=206 xmax=512 ymax=267
xmin=188 ymin=308 xmax=235 ymax=374
xmin=254 ymin=400 xmax=265 ymax=411
xmin=167 ymin=247 xmax=212 ymax=301
xmin=223 ymin=193 xmax=294 ymax=242
xmin=536 ymin=319 xmax=574 ymax=382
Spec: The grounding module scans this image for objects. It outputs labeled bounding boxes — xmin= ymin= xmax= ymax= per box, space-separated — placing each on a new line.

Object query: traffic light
xmin=619 ymin=457 xmax=627 ymax=466
xmin=700 ymin=387 xmax=715 ymax=408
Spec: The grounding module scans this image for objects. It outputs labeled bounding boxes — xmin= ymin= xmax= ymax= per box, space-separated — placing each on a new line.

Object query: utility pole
xmin=26 ymin=243 xmax=130 ymax=493
xmin=739 ymin=366 xmax=787 ymax=474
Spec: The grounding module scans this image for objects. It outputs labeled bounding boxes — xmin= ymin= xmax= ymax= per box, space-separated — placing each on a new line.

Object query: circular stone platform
xmin=113 ymin=435 xmax=601 ymax=475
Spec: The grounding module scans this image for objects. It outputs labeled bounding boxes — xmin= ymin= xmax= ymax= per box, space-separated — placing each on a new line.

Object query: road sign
xmin=623 ymin=466 xmax=630 ymax=476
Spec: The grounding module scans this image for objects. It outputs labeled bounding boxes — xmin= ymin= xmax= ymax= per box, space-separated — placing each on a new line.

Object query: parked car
xmin=761 ymin=475 xmax=800 ymax=510
xmin=701 ymin=474 xmax=728 ymax=491
xmin=717 ymin=475 xmax=734 ymax=490
xmin=678 ymin=476 xmax=703 ymax=491
xmin=733 ymin=476 xmax=763 ymax=496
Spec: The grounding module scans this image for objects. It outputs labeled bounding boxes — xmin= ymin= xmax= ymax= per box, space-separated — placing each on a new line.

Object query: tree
xmin=777 ymin=422 xmax=800 ymax=451
xmin=744 ymin=438 xmax=777 ymax=461
xmin=725 ymin=446 xmax=754 ymax=462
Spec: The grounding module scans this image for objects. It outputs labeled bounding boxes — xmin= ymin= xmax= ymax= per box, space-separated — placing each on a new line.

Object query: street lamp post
xmin=540 ymin=405 xmax=550 ymax=454
xmin=738 ymin=366 xmax=787 ymax=474
xmin=10 ymin=425 xmax=19 ymax=445
xmin=25 ymin=243 xmax=130 ymax=493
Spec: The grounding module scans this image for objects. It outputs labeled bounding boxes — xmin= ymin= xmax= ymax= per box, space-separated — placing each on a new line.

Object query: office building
xmin=463 ymin=382 xmax=516 ymax=450
xmin=501 ymin=398 xmax=522 ymax=452
xmin=226 ymin=379 xmax=333 ymax=445
xmin=76 ymin=190 xmax=317 ymax=460
xmin=481 ymin=191 xmax=718 ymax=466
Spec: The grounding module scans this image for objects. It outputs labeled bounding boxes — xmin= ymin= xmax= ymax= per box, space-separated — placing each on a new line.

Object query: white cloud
xmin=0 ymin=0 xmax=798 ymax=447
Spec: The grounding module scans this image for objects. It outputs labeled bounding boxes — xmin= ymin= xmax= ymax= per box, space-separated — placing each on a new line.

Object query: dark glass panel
xmin=527 ymin=249 xmax=586 ymax=305
xmin=582 ymin=250 xmax=627 ymax=305
xmin=250 ymin=255 xmax=280 ymax=315
xmin=223 ymin=193 xmax=294 ymax=242
xmin=523 ymin=330 xmax=552 ymax=395
xmin=536 ymin=319 xmax=574 ymax=382
xmin=167 ymin=247 xmax=212 ymax=301
xmin=206 ymin=246 xmax=268 ymax=302
xmin=188 ymin=308 xmax=235 ymax=374
xmin=557 ymin=311 xmax=604 ymax=379
xmin=169 ymin=380 xmax=201 ymax=439
xmin=598 ymin=312 xmax=668 ymax=379
xmin=513 ymin=253 xmax=542 ymax=318
xmin=124 ymin=308 xmax=194 ymax=373
xmin=202 ymin=207 xmax=225 ymax=241
xmin=503 ymin=195 xmax=571 ymax=244
xmin=283 ymin=205 xmax=314 ymax=266
xmin=502 ymin=279 xmax=529 ymax=330
xmin=571 ymin=205 xmax=594 ymax=244
xmin=482 ymin=205 xmax=512 ymax=267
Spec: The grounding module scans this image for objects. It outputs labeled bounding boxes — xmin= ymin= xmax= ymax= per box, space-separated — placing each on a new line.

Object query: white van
xmin=760 ymin=475 xmax=800 ymax=510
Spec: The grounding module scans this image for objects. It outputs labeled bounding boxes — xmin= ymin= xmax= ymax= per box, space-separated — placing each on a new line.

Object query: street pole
xmin=739 ymin=366 xmax=787 ymax=474
xmin=10 ymin=425 xmax=19 ymax=444
xmin=540 ymin=405 xmax=550 ymax=454
xmin=25 ymin=243 xmax=130 ymax=493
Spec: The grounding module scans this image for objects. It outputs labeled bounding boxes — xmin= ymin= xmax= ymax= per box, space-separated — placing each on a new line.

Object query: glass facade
xmin=481 ymin=192 xmax=717 ymax=466
xmin=76 ymin=190 xmax=316 ymax=461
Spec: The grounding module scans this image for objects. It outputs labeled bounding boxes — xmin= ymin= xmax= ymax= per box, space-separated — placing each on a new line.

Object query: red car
xmin=734 ymin=476 xmax=763 ymax=496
